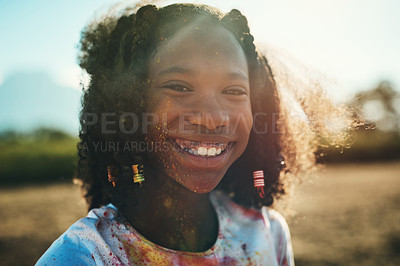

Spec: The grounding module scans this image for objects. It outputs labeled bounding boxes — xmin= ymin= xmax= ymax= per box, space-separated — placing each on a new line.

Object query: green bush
xmin=0 ymin=129 xmax=78 ymax=184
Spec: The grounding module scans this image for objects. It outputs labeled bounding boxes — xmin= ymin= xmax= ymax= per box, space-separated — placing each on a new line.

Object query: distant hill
xmin=0 ymin=71 xmax=82 ymax=134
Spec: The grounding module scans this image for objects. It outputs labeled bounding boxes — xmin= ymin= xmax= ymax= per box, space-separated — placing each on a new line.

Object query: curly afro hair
xmin=76 ymin=3 xmax=349 ymax=211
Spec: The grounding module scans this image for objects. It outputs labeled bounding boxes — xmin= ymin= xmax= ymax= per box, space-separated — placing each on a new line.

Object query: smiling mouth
xmin=169 ymin=138 xmax=233 ymax=157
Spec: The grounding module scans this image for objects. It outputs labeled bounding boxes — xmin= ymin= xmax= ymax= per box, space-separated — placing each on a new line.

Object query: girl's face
xmin=146 ymin=23 xmax=253 ymax=193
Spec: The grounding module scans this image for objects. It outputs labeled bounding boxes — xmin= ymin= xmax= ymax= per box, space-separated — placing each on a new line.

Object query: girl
xmin=38 ymin=2 xmax=346 ymax=265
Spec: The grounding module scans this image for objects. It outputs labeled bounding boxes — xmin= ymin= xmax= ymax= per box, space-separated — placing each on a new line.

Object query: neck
xmin=120 ymin=164 xmax=219 ymax=252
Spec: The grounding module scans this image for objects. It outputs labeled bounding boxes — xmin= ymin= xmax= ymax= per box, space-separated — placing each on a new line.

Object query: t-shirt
xmin=37 ymin=191 xmax=294 ymax=265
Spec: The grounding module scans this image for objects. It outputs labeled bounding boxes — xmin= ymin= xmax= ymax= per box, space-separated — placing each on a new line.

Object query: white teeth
xmin=174 ymin=139 xmax=229 ymax=157
xmin=197 ymin=147 xmax=208 ymax=156
xmin=207 ymin=147 xmax=216 ymax=156
xmin=196 ymin=146 xmax=221 ymax=157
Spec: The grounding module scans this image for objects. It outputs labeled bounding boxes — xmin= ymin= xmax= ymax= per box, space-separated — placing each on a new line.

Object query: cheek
xmin=235 ymin=107 xmax=253 ymax=141
xmin=145 ymin=99 xmax=173 ymax=141
xmin=246 ymin=111 xmax=254 ymax=135
xmin=145 ymin=116 xmax=170 ymax=155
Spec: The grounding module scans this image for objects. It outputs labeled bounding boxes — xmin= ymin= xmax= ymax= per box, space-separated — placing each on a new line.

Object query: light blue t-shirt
xmin=37 ymin=191 xmax=294 ymax=265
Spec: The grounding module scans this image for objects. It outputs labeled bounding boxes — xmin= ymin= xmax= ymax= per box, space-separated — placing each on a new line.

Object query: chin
xmin=185 ymin=182 xmax=219 ymax=194
xmin=170 ymin=169 xmax=226 ymax=194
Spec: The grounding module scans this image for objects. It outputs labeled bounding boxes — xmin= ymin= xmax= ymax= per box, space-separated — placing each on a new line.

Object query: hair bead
xmin=253 ymin=170 xmax=265 ymax=198
xmin=107 ymin=166 xmax=117 ymax=187
xmin=132 ymin=164 xmax=145 ymax=184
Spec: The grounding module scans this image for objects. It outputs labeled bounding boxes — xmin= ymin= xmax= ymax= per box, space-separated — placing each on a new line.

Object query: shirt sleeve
xmin=36 ymin=232 xmax=96 ymax=266
xmin=262 ymin=207 xmax=295 ymax=266
xmin=36 ymin=211 xmax=125 ymax=266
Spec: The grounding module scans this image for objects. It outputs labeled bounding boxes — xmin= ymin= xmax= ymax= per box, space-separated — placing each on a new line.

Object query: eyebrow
xmin=227 ymin=71 xmax=249 ymax=82
xmin=157 ymin=66 xmax=249 ymax=82
xmin=157 ymin=66 xmax=193 ymax=76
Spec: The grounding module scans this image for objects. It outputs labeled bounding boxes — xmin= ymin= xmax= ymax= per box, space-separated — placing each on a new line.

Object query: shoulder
xmin=211 ymin=191 xmax=295 ymax=265
xmin=36 ymin=204 xmax=117 ymax=265
xmin=263 ymin=208 xmax=291 ymax=238
xmin=211 ymin=190 xmax=264 ymax=221
xmin=262 ymin=207 xmax=295 ymax=266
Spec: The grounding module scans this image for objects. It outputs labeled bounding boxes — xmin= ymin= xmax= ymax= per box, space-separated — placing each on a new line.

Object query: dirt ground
xmin=0 ymin=161 xmax=399 ymax=265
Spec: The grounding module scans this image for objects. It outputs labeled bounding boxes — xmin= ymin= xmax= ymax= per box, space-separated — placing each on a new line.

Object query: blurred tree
xmin=318 ymin=81 xmax=400 ymax=163
xmin=31 ymin=127 xmax=72 ymax=141
xmin=351 ymin=81 xmax=400 ymax=132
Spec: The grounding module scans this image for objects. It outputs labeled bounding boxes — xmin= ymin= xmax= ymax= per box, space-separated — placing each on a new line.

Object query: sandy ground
xmin=0 ymin=161 xmax=399 ymax=265
xmin=288 ymin=162 xmax=400 ymax=265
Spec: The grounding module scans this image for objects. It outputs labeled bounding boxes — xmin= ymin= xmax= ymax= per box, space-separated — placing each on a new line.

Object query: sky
xmin=0 ymin=0 xmax=399 ymax=132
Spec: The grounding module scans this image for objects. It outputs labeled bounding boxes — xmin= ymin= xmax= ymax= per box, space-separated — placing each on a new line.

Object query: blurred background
xmin=0 ymin=0 xmax=399 ymax=265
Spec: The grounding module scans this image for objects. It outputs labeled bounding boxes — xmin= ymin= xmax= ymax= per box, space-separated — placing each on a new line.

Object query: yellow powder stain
xmin=121 ymin=234 xmax=170 ymax=265
xmin=163 ymin=197 xmax=172 ymax=208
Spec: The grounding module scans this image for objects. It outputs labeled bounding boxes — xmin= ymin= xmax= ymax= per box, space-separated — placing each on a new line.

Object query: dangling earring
xmin=132 ymin=164 xmax=145 ymax=184
xmin=253 ymin=170 xmax=265 ymax=199
xmin=107 ymin=166 xmax=117 ymax=187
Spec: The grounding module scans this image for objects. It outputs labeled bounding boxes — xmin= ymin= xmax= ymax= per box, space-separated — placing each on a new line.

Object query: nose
xmin=186 ymin=96 xmax=230 ymax=131
xmin=187 ymin=111 xmax=230 ymax=131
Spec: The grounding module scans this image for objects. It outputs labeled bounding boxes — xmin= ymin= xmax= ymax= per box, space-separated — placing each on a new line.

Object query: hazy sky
xmin=1 ymin=0 xmax=399 ymax=100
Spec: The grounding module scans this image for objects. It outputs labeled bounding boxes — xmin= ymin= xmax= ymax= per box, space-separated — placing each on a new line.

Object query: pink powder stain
xmin=238 ymin=206 xmax=263 ymax=221
xmin=220 ymin=256 xmax=238 ymax=265
xmin=226 ymin=197 xmax=263 ymax=221
xmin=247 ymin=256 xmax=252 ymax=264
xmin=176 ymin=256 xmax=219 ymax=265
xmin=101 ymin=251 xmax=122 ymax=265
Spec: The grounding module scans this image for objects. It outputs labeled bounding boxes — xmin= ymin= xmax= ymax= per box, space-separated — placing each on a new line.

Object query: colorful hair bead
xmin=132 ymin=164 xmax=145 ymax=184
xmin=253 ymin=170 xmax=265 ymax=199
xmin=107 ymin=166 xmax=117 ymax=187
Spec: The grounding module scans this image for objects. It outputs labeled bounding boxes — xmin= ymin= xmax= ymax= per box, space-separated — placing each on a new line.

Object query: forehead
xmin=148 ymin=24 xmax=248 ymax=77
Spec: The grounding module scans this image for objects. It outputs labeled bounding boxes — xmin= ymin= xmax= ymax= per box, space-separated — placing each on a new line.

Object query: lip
xmin=169 ymin=135 xmax=235 ymax=143
xmin=166 ymin=137 xmax=235 ymax=170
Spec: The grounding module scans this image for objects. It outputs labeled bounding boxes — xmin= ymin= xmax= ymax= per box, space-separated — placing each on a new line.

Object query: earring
xmin=132 ymin=164 xmax=145 ymax=184
xmin=107 ymin=166 xmax=117 ymax=187
xmin=253 ymin=170 xmax=265 ymax=199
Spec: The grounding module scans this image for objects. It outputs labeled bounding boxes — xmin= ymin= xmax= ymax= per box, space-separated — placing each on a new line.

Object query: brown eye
xmin=163 ymin=84 xmax=192 ymax=92
xmin=223 ymin=87 xmax=248 ymax=96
